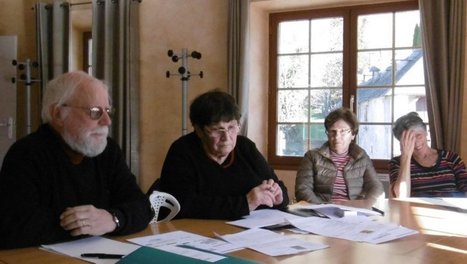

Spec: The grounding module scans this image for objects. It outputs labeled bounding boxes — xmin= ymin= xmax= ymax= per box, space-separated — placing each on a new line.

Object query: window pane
xmin=357 ymin=50 xmax=393 ymax=86
xmin=310 ymin=17 xmax=343 ymax=52
xmin=309 ymin=89 xmax=342 ymax=120
xmin=87 ymin=38 xmax=92 ymax=74
xmin=310 ymin=124 xmax=327 ymax=149
xmin=278 ymin=89 xmax=308 ymax=122
xmin=358 ymin=124 xmax=392 ymax=159
xmin=357 ymin=88 xmax=392 ymax=122
xmin=310 ymin=53 xmax=343 ymax=87
xmin=395 ymin=49 xmax=424 ymax=85
xmin=393 ymin=86 xmax=427 ymax=120
xmin=395 ymin=10 xmax=421 ymax=48
xmin=358 ymin=13 xmax=393 ymax=49
xmin=278 ymin=20 xmax=309 ymax=54
xmin=277 ymin=124 xmax=307 ymax=156
xmin=278 ymin=55 xmax=309 ymax=88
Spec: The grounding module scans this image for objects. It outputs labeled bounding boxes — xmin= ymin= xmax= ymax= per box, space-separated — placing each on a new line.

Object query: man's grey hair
xmin=41 ymin=71 xmax=107 ymax=123
xmin=392 ymin=112 xmax=426 ymax=140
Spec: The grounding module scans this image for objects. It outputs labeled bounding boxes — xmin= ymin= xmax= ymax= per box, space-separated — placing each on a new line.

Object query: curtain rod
xmin=69 ymin=2 xmax=91 ymax=7
xmin=68 ymin=0 xmax=142 ymax=7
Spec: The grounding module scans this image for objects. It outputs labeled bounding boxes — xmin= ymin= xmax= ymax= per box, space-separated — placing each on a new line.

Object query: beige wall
xmin=0 ymin=0 xmax=41 ymax=137
xmin=69 ymin=5 xmax=92 ymax=72
xmin=138 ymin=0 xmax=228 ymax=192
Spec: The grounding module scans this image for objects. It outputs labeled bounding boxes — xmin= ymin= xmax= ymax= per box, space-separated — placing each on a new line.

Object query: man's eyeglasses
xmin=62 ymin=104 xmax=115 ymax=120
xmin=205 ymin=124 xmax=240 ymax=138
xmin=326 ymin=128 xmax=352 ymax=137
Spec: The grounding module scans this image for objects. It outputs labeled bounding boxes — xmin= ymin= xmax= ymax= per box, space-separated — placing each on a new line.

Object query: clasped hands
xmin=59 ymin=205 xmax=116 ymax=237
xmin=247 ymin=179 xmax=283 ymax=211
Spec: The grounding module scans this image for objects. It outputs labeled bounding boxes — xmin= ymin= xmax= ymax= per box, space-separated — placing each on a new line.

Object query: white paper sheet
xmin=226 ymin=209 xmax=302 ymax=229
xmin=41 ymin=236 xmax=140 ymax=264
xmin=287 ymin=216 xmax=417 ymax=244
xmin=127 ymin=230 xmax=243 ymax=261
xmin=217 ymin=228 xmax=328 ymax=256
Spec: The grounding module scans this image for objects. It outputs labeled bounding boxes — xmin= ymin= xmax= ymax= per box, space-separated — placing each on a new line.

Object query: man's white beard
xmin=63 ymin=126 xmax=109 ymax=157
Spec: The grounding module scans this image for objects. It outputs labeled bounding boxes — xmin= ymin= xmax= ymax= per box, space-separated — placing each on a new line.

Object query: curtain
xmin=92 ymin=0 xmax=141 ymax=178
xmin=419 ymin=0 xmax=466 ymax=151
xmin=227 ymin=0 xmax=250 ymax=135
xmin=35 ymin=1 xmax=69 ymax=94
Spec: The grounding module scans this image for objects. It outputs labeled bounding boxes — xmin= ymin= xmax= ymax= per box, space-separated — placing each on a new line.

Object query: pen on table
xmin=81 ymin=253 xmax=125 ymax=259
xmin=371 ymin=207 xmax=385 ymax=216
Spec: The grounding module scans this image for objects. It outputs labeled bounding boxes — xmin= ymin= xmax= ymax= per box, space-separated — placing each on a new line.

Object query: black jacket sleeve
xmin=0 ymin=138 xmax=71 ymax=248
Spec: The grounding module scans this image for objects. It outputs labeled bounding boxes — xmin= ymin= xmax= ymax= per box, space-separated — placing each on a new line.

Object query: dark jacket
xmin=156 ymin=132 xmax=289 ymax=220
xmin=0 ymin=124 xmax=152 ymax=249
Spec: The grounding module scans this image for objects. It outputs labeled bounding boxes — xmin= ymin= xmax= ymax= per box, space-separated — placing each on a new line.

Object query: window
xmin=268 ymin=1 xmax=427 ymax=171
xmin=83 ymin=31 xmax=92 ymax=74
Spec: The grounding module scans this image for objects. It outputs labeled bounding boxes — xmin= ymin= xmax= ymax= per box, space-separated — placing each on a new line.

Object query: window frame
xmin=267 ymin=1 xmax=420 ymax=172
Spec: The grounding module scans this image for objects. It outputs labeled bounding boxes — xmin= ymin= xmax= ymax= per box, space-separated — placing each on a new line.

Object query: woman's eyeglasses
xmin=62 ymin=104 xmax=115 ymax=120
xmin=204 ymin=124 xmax=240 ymax=138
xmin=326 ymin=128 xmax=352 ymax=137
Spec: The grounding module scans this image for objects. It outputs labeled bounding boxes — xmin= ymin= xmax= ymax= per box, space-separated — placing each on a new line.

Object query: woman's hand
xmin=392 ymin=130 xmax=416 ymax=198
xmin=400 ymin=130 xmax=415 ymax=158
xmin=265 ymin=179 xmax=284 ymax=205
xmin=246 ymin=179 xmax=283 ymax=211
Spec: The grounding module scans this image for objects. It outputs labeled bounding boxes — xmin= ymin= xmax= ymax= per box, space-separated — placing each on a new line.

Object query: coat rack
xmin=166 ymin=48 xmax=203 ymax=135
xmin=11 ymin=59 xmax=40 ymax=134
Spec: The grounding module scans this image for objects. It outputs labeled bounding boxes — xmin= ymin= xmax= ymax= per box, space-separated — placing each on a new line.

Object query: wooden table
xmin=1 ymin=199 xmax=466 ymax=263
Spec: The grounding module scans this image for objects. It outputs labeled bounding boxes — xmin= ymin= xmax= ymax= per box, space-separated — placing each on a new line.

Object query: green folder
xmin=117 ymin=246 xmax=258 ymax=264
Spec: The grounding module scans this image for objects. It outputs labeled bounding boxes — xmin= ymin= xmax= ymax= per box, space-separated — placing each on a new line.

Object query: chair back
xmin=148 ymin=190 xmax=180 ymax=223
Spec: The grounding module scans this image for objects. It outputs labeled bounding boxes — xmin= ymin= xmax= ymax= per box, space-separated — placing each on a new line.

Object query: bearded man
xmin=0 ymin=71 xmax=152 ymax=249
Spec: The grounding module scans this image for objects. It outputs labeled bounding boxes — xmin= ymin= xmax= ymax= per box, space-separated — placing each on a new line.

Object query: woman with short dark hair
xmin=150 ymin=89 xmax=289 ymax=219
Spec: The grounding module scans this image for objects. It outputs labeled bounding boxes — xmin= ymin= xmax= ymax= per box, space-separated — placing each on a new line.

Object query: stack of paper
xmin=287 ymin=216 xmax=417 ymax=244
xmin=216 ymin=228 xmax=328 ymax=256
xmin=226 ymin=207 xmax=417 ymax=244
xmin=127 ymin=230 xmax=242 ymax=255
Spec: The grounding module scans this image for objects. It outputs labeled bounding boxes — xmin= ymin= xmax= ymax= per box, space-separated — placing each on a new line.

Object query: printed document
xmin=287 ymin=216 xmax=417 ymax=244
xmin=127 ymin=230 xmax=243 ymax=262
xmin=226 ymin=209 xmax=302 ymax=229
xmin=217 ymin=228 xmax=328 ymax=256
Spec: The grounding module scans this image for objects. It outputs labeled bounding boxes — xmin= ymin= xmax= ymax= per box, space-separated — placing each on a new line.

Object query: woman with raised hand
xmin=390 ymin=112 xmax=467 ymax=198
